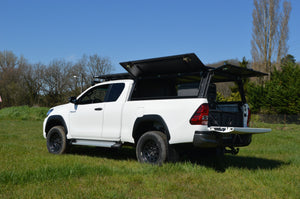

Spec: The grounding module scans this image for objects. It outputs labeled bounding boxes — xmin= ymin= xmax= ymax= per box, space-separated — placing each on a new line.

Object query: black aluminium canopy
xmin=211 ymin=64 xmax=267 ymax=82
xmin=120 ymin=53 xmax=206 ymax=77
xmin=117 ymin=53 xmax=267 ymax=81
xmin=93 ymin=54 xmax=267 ymax=84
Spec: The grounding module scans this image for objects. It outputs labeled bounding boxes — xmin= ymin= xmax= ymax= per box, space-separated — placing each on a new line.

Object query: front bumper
xmin=42 ymin=117 xmax=48 ymax=139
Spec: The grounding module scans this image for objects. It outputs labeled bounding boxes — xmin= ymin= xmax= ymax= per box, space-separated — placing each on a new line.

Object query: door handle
xmin=94 ymin=108 xmax=103 ymax=111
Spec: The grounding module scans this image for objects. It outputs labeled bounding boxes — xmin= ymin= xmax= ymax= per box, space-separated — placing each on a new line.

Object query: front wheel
xmin=136 ymin=131 xmax=168 ymax=165
xmin=47 ymin=126 xmax=68 ymax=154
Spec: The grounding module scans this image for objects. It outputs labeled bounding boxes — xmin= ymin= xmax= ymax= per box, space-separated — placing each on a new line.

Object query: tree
xmin=87 ymin=54 xmax=113 ymax=78
xmin=264 ymin=59 xmax=300 ymax=114
xmin=276 ymin=1 xmax=291 ymax=65
xmin=281 ymin=54 xmax=295 ymax=64
xmin=0 ymin=50 xmax=114 ymax=107
xmin=41 ymin=59 xmax=73 ymax=106
xmin=251 ymin=0 xmax=291 ymax=77
xmin=70 ymin=54 xmax=114 ymax=96
xmin=247 ymin=54 xmax=300 ymax=114
xmin=0 ymin=50 xmax=18 ymax=72
xmin=0 ymin=51 xmax=22 ymax=107
xmin=70 ymin=59 xmax=87 ymax=96
xmin=20 ymin=62 xmax=46 ymax=106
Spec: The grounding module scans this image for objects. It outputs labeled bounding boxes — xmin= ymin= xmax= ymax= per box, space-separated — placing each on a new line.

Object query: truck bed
xmin=208 ymin=103 xmax=244 ymax=127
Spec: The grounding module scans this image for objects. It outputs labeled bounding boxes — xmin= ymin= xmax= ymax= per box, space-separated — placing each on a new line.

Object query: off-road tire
xmin=168 ymin=145 xmax=179 ymax=162
xmin=47 ymin=126 xmax=68 ymax=154
xmin=136 ymin=131 xmax=168 ymax=165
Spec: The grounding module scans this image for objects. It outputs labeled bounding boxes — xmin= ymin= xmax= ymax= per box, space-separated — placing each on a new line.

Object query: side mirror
xmin=69 ymin=96 xmax=77 ymax=104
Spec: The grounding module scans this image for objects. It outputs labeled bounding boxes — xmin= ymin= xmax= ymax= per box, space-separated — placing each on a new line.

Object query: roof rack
xmin=93 ymin=73 xmax=134 ymax=84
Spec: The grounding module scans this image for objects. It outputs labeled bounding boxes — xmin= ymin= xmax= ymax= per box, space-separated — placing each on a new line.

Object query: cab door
xmin=69 ymin=84 xmax=109 ymax=139
xmin=101 ymin=83 xmax=125 ymax=139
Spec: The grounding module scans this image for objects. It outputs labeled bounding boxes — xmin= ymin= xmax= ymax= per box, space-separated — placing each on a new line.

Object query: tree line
xmin=251 ymin=0 xmax=291 ymax=78
xmin=1 ymin=0 xmax=298 ymax=115
xmin=1 ymin=49 xmax=299 ymax=114
xmin=247 ymin=0 xmax=300 ymax=114
xmin=0 ymin=50 xmax=113 ymax=107
xmin=247 ymin=55 xmax=300 ymax=114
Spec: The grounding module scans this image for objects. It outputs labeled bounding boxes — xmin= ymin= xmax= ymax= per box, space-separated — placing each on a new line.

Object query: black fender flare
xmin=45 ymin=115 xmax=68 ymax=136
xmin=132 ymin=114 xmax=170 ymax=141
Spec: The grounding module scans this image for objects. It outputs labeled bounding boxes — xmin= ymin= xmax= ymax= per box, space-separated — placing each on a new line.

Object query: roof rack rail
xmin=93 ymin=73 xmax=134 ymax=84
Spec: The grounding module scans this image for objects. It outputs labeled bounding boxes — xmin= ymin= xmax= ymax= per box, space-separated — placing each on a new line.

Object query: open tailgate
xmin=208 ymin=126 xmax=271 ymax=134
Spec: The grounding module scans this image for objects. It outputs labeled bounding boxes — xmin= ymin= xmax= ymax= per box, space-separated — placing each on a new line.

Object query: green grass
xmin=0 ymin=106 xmax=49 ymax=121
xmin=0 ymin=118 xmax=299 ymax=198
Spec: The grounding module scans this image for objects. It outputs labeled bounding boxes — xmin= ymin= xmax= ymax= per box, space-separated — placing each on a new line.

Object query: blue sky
xmin=1 ymin=0 xmax=299 ymax=73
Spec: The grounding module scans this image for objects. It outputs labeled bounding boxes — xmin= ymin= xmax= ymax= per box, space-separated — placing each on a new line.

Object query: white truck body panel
xmin=68 ymin=80 xmax=133 ymax=141
xmin=69 ymin=102 xmax=105 ymax=139
xmin=121 ymin=98 xmax=208 ymax=144
xmin=101 ymin=80 xmax=133 ymax=139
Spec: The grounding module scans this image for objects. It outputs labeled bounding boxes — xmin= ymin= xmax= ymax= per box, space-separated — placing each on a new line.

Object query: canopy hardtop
xmin=211 ymin=63 xmax=267 ymax=82
xmin=95 ymin=53 xmax=267 ymax=82
xmin=119 ymin=53 xmax=267 ymax=80
xmin=120 ymin=53 xmax=206 ymax=77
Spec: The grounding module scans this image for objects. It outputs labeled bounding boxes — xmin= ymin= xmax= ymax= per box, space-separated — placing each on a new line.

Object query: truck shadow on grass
xmin=177 ymin=149 xmax=287 ymax=172
xmin=68 ymin=146 xmax=137 ymax=161
xmin=67 ymin=146 xmax=287 ymax=173
xmin=187 ymin=155 xmax=287 ymax=173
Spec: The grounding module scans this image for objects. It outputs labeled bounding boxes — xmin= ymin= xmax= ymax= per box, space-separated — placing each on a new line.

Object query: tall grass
xmin=0 ymin=106 xmax=49 ymax=121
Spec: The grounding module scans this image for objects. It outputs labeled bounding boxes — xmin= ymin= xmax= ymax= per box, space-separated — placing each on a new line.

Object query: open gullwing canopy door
xmin=120 ymin=53 xmax=207 ymax=78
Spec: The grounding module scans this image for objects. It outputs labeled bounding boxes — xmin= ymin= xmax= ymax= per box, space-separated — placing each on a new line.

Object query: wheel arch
xmin=45 ymin=115 xmax=68 ymax=136
xmin=132 ymin=114 xmax=170 ymax=144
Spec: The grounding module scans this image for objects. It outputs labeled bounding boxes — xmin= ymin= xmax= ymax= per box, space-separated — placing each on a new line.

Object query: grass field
xmin=0 ymin=107 xmax=299 ymax=198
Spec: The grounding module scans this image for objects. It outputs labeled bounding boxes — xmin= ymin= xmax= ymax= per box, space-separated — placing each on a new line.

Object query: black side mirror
xmin=69 ymin=96 xmax=77 ymax=104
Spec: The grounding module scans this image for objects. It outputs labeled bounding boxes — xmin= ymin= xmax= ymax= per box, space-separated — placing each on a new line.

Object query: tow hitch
xmin=224 ymin=146 xmax=239 ymax=155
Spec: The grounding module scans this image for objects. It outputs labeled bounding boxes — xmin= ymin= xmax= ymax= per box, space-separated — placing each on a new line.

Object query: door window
xmin=106 ymin=83 xmax=125 ymax=102
xmin=76 ymin=83 xmax=125 ymax=104
xmin=77 ymin=85 xmax=109 ymax=104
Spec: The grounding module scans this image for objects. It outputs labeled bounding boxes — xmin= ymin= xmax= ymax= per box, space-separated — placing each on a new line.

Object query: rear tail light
xmin=190 ymin=103 xmax=209 ymax=125
xmin=247 ymin=108 xmax=251 ymax=127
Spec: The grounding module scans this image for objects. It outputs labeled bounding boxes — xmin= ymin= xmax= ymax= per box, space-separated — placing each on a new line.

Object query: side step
xmin=71 ymin=139 xmax=122 ymax=148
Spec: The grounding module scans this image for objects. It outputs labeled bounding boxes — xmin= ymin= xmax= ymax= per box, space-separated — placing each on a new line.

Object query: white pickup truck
xmin=43 ymin=53 xmax=271 ymax=164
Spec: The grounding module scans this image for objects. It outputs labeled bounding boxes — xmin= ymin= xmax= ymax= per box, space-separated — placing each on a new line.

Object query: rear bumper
xmin=193 ymin=131 xmax=252 ymax=148
xmin=193 ymin=131 xmax=220 ymax=148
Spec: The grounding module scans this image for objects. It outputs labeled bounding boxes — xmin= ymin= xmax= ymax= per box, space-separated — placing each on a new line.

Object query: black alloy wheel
xmin=136 ymin=131 xmax=168 ymax=165
xmin=47 ymin=126 xmax=68 ymax=154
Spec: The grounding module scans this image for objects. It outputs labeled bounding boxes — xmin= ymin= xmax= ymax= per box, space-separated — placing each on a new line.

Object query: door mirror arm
xmin=69 ymin=96 xmax=78 ymax=104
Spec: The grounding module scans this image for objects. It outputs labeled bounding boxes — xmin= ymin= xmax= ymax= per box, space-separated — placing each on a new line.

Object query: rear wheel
xmin=136 ymin=131 xmax=168 ymax=165
xmin=47 ymin=126 xmax=68 ymax=154
xmin=168 ymin=145 xmax=179 ymax=162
